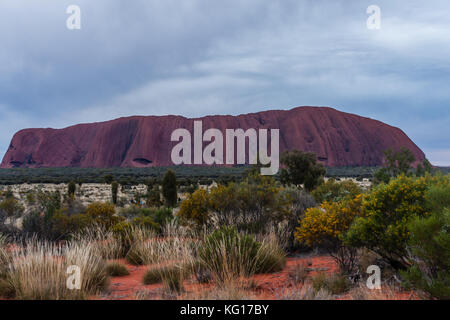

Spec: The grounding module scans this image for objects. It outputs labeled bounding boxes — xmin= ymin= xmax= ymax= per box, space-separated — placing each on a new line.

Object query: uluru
xmin=0 ymin=106 xmax=425 ymax=168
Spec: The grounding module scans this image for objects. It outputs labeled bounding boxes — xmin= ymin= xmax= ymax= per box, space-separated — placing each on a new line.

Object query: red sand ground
xmin=93 ymin=255 xmax=418 ymax=300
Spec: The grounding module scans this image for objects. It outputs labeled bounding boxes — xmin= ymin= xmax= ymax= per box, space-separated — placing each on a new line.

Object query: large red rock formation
xmin=0 ymin=107 xmax=425 ymax=168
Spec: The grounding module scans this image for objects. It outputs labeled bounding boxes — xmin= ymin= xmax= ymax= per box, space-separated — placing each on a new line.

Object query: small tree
xmin=111 ymin=181 xmax=119 ymax=205
xmin=103 ymin=174 xmax=114 ymax=184
xmin=146 ymin=185 xmax=162 ymax=207
xmin=385 ymin=147 xmax=415 ymax=176
xmin=68 ymin=181 xmax=76 ymax=198
xmin=280 ymin=150 xmax=325 ymax=191
xmin=374 ymin=147 xmax=416 ymax=184
xmin=162 ymin=170 xmax=177 ymax=207
xmin=416 ymin=159 xmax=433 ymax=177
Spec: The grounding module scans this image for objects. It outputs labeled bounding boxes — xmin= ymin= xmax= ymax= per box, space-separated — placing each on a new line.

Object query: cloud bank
xmin=0 ymin=0 xmax=449 ymax=165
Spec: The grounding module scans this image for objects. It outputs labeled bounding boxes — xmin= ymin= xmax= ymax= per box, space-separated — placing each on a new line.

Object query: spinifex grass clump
xmin=125 ymin=225 xmax=198 ymax=266
xmin=0 ymin=234 xmax=14 ymax=298
xmin=312 ymin=272 xmax=350 ymax=295
xmin=4 ymin=239 xmax=108 ymax=300
xmin=0 ymin=234 xmax=9 ymax=274
xmin=73 ymin=225 xmax=123 ymax=260
xmin=106 ymin=262 xmax=130 ymax=277
xmin=64 ymin=241 xmax=110 ymax=295
xmin=198 ymin=227 xmax=286 ymax=283
xmin=255 ymin=233 xmax=287 ymax=274
xmin=143 ymin=263 xmax=192 ymax=283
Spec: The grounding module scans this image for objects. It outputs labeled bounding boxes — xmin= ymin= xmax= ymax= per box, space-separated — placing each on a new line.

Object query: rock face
xmin=0 ymin=107 xmax=425 ymax=168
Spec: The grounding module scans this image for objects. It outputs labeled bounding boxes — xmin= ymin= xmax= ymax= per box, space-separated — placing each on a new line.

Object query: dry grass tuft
xmin=4 ymin=239 xmax=108 ymax=300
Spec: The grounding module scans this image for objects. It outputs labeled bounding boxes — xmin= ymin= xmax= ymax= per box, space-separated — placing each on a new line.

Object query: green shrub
xmin=179 ymin=173 xmax=290 ymax=229
xmin=131 ymin=215 xmax=160 ymax=231
xmin=86 ymin=202 xmax=123 ymax=229
xmin=401 ymin=209 xmax=450 ymax=299
xmin=343 ymin=175 xmax=428 ymax=270
xmin=279 ymin=150 xmax=326 ymax=191
xmin=311 ymin=178 xmax=361 ymax=204
xmin=0 ymin=196 xmax=23 ymax=219
xmin=425 ymin=177 xmax=450 ymax=213
xmin=106 ymin=262 xmax=130 ymax=277
xmin=50 ymin=212 xmax=93 ymax=239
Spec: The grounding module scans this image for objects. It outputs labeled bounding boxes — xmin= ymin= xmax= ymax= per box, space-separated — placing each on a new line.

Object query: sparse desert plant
xmin=106 ymin=262 xmax=129 ymax=277
xmin=312 ymin=273 xmax=351 ymax=295
xmin=288 ymin=262 xmax=310 ymax=284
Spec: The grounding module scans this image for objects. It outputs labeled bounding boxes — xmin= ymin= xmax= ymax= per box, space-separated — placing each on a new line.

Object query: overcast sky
xmin=0 ymin=0 xmax=449 ymax=165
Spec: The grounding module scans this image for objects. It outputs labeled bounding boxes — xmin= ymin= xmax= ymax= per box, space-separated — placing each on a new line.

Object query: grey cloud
xmin=0 ymin=0 xmax=449 ymax=164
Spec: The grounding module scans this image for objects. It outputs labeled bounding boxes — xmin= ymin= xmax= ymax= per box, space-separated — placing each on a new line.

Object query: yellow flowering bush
xmin=178 ymin=188 xmax=210 ymax=226
xmin=295 ymin=195 xmax=362 ymax=274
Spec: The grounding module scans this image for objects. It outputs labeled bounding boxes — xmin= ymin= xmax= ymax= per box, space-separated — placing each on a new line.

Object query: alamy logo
xmin=171 ymin=121 xmax=279 ymax=175
xmin=66 ymin=265 xmax=81 ymax=290
xmin=66 ymin=5 xmax=81 ymax=30
xmin=367 ymin=5 xmax=381 ymax=30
